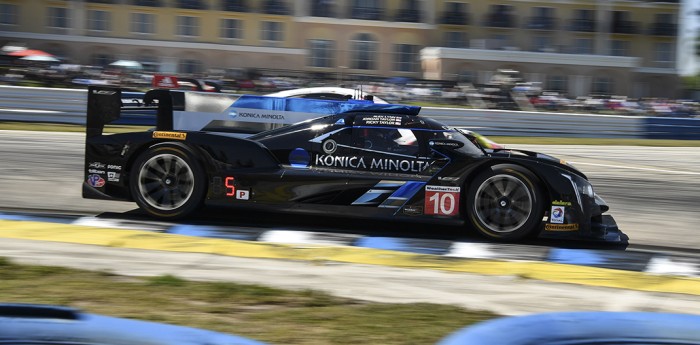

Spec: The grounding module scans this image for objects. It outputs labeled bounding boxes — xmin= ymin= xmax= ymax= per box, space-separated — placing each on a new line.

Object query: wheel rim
xmin=473 ymin=174 xmax=533 ymax=233
xmin=137 ymin=153 xmax=194 ymax=211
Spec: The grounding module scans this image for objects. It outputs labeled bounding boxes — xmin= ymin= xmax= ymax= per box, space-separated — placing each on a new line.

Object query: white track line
xmin=570 ymin=161 xmax=700 ymax=176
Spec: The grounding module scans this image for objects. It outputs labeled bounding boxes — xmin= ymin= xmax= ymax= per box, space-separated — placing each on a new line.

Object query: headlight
xmin=561 ymin=173 xmax=595 ymax=212
xmin=578 ymin=180 xmax=594 ymax=198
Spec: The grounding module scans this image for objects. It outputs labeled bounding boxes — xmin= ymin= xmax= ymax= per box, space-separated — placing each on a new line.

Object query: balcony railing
xmin=262 ymin=0 xmax=290 ymax=15
xmin=176 ymin=0 xmax=205 ymax=10
xmin=131 ymin=0 xmax=161 ymax=6
xmin=311 ymin=6 xmax=335 ymax=17
xmin=483 ymin=14 xmax=516 ymax=28
xmin=649 ymin=23 xmax=677 ymax=36
xmin=568 ymin=19 xmax=596 ymax=32
xmin=394 ymin=9 xmax=421 ymax=23
xmin=525 ymin=16 xmax=557 ymax=30
xmin=439 ymin=12 xmax=470 ymax=25
xmin=611 ymin=21 xmax=640 ymax=34
xmin=221 ymin=1 xmax=249 ymax=12
xmin=350 ymin=7 xmax=385 ymax=21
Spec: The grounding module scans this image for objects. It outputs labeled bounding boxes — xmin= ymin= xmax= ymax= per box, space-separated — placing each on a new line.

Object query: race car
xmin=83 ymin=86 xmax=621 ymax=242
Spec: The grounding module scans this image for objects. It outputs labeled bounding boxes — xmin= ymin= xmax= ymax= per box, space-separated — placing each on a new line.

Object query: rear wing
xmin=86 ymin=86 xmax=421 ymax=138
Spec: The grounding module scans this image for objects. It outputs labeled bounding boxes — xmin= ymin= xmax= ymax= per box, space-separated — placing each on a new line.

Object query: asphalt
xmin=2 ymin=219 xmax=700 ymax=317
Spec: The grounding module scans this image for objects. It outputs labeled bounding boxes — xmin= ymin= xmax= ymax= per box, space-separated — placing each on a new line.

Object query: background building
xmin=0 ymin=0 xmax=684 ymax=98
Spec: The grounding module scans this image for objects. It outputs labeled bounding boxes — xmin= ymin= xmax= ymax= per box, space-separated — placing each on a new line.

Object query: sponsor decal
xmin=550 ymin=206 xmax=565 ymax=224
xmin=89 ymin=162 xmax=105 ymax=169
xmin=545 ymin=223 xmax=580 ymax=231
xmin=229 ymin=110 xmax=238 ymax=119
xmin=234 ymin=111 xmax=285 ymax=120
xmin=107 ymin=171 xmax=120 ymax=182
xmin=236 ymin=189 xmax=250 ymax=200
xmin=152 ymin=75 xmax=179 ymax=88
xmin=360 ymin=115 xmax=402 ymax=126
xmin=225 ymin=176 xmax=235 ymax=196
xmin=87 ymin=174 xmax=105 ymax=188
xmin=289 ymin=148 xmax=311 ymax=168
xmin=424 ymin=185 xmax=460 ymax=216
xmin=88 ymin=169 xmax=105 ymax=174
xmin=152 ymin=131 xmax=187 ymax=140
xmin=313 ymin=154 xmax=430 ymax=173
xmin=402 ymin=205 xmax=423 ymax=216
xmin=107 ymin=164 xmax=122 ymax=171
xmin=552 ymin=200 xmax=572 ymax=206
xmin=91 ymin=90 xmax=116 ymax=95
xmin=322 ymin=139 xmax=337 ymax=154
xmin=429 ymin=140 xmax=461 ymax=148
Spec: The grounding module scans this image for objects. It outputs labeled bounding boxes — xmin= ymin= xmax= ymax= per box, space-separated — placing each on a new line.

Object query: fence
xmin=1 ymin=85 xmax=699 ymax=140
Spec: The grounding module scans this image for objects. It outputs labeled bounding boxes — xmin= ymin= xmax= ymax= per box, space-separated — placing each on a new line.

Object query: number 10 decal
xmin=424 ymin=186 xmax=460 ymax=216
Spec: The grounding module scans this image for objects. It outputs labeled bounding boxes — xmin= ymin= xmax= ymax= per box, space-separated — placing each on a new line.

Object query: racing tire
xmin=466 ymin=165 xmax=544 ymax=241
xmin=130 ymin=144 xmax=206 ymax=219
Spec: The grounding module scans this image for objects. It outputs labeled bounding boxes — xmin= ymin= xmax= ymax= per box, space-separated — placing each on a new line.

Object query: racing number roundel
xmin=425 ymin=186 xmax=460 ymax=216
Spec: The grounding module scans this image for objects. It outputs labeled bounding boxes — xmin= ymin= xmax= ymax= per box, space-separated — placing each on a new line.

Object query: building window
xmin=131 ymin=13 xmax=155 ymax=34
xmin=532 ymin=35 xmax=552 ymax=52
xmin=395 ymin=0 xmax=421 ymax=23
xmin=87 ymin=10 xmax=110 ymax=31
xmin=546 ymin=75 xmax=567 ymax=92
xmin=0 ymin=4 xmax=18 ymax=25
xmin=222 ymin=0 xmax=248 ymax=12
xmin=179 ymin=59 xmax=202 ymax=75
xmin=444 ymin=31 xmax=467 ymax=48
xmin=574 ymin=38 xmax=593 ymax=54
xmin=132 ymin=0 xmax=161 ymax=6
xmin=308 ymin=39 xmax=335 ymax=68
xmin=47 ymin=7 xmax=70 ymax=29
xmin=570 ymin=9 xmax=595 ymax=32
xmin=263 ymin=0 xmax=290 ymax=15
xmin=490 ymin=34 xmax=512 ymax=50
xmin=177 ymin=16 xmax=200 ymax=37
xmin=592 ymin=76 xmax=613 ymax=95
xmin=261 ymin=21 xmax=283 ymax=42
xmin=610 ymin=40 xmax=629 ymax=56
xmin=612 ymin=11 xmax=637 ymax=34
xmin=177 ymin=0 xmax=205 ymax=10
xmin=528 ymin=7 xmax=555 ymax=30
xmin=311 ymin=0 xmax=335 ymax=17
xmin=485 ymin=4 xmax=515 ymax=28
xmin=393 ymin=44 xmax=419 ymax=72
xmin=221 ymin=18 xmax=242 ymax=39
xmin=351 ymin=0 xmax=384 ymax=20
xmin=350 ymin=33 xmax=377 ymax=70
xmin=654 ymin=42 xmax=674 ymax=67
xmin=440 ymin=2 xmax=469 ymax=25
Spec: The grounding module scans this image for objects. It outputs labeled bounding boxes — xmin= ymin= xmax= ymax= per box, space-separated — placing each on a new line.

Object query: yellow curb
xmin=1 ymin=219 xmax=700 ymax=296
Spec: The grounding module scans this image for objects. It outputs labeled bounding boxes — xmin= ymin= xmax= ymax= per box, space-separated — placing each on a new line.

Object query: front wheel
xmin=130 ymin=144 xmax=206 ymax=219
xmin=466 ymin=166 xmax=544 ymax=241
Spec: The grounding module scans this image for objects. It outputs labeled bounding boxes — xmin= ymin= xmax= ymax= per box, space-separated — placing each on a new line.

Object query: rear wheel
xmin=466 ymin=166 xmax=543 ymax=241
xmin=130 ymin=145 xmax=206 ymax=219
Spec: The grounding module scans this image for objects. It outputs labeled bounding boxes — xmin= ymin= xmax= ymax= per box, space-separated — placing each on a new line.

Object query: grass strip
xmin=0 ymin=257 xmax=496 ymax=345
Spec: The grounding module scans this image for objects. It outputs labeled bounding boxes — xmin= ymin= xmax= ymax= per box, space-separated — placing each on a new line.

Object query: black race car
xmin=84 ymin=86 xmax=621 ymax=242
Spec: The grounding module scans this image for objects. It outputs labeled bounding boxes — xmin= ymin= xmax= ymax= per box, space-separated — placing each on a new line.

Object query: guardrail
xmin=1 ymin=85 xmax=699 ymax=139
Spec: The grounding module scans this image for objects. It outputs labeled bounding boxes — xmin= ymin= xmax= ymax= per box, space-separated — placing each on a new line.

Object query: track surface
xmin=4 ymin=130 xmax=700 ymax=316
xmin=1 ymin=130 xmax=699 ymax=249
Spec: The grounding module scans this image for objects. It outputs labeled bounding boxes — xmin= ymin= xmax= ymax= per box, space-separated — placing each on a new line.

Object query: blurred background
xmin=0 ymin=0 xmax=699 ymax=116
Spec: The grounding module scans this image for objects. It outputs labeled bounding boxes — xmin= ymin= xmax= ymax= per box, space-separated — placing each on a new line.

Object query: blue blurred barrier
xmin=438 ymin=311 xmax=700 ymax=345
xmin=0 ymin=303 xmax=268 ymax=345
xmin=644 ymin=117 xmax=700 ymax=140
xmin=1 ymin=85 xmax=699 ymax=140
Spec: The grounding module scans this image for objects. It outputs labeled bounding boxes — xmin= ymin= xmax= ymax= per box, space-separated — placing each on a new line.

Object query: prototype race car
xmin=83 ymin=86 xmax=621 ymax=242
